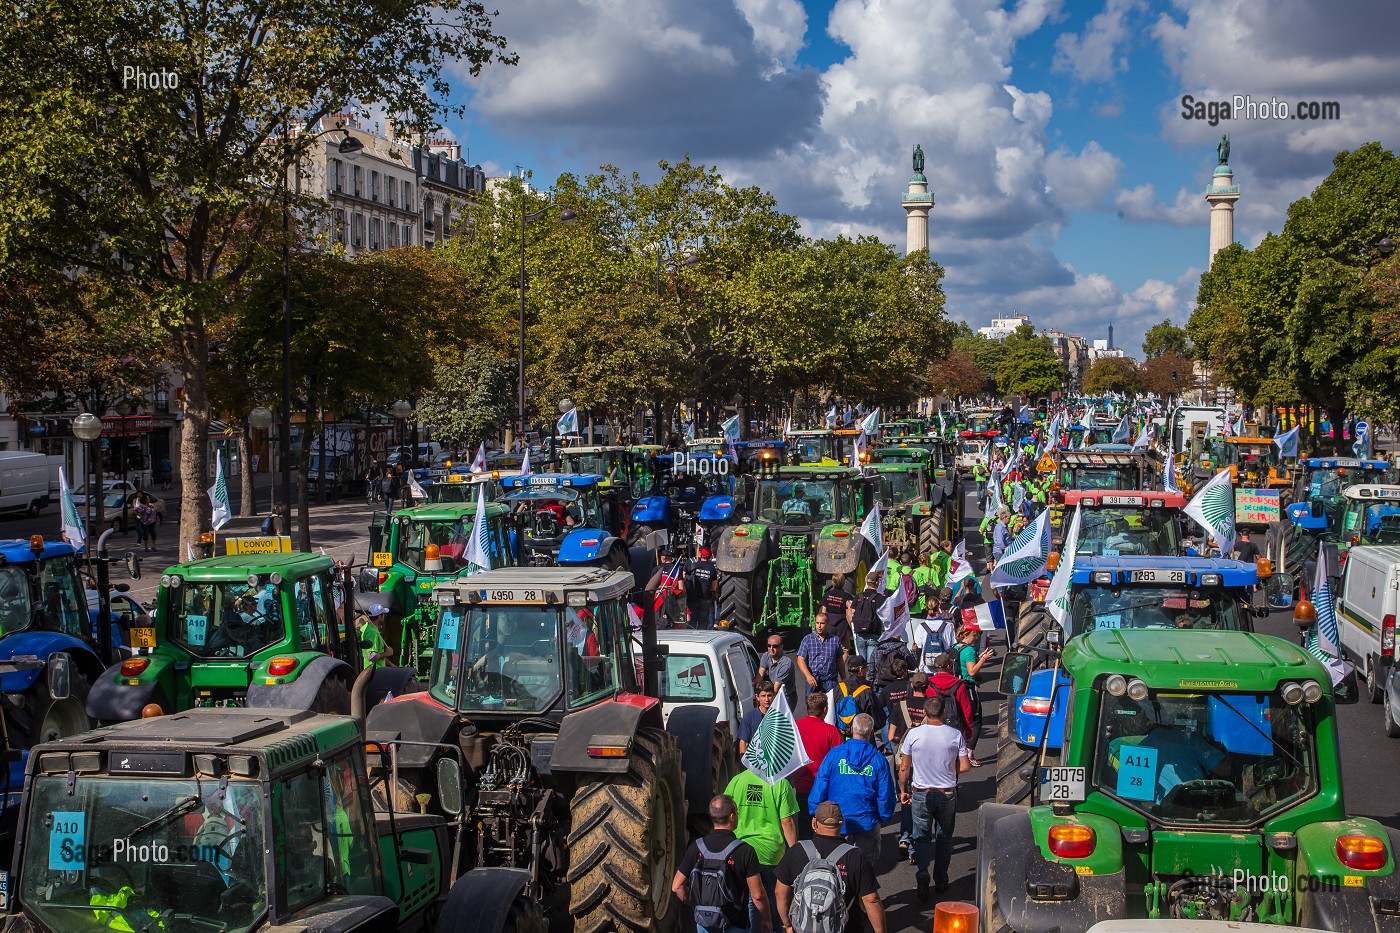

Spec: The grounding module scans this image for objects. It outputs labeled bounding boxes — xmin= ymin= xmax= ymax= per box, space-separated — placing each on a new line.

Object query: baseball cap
xmin=847 ymin=655 xmax=867 ymax=671
xmin=911 ymin=672 xmax=930 ymax=692
xmin=369 ymin=604 xmax=388 ymax=617
xmin=813 ymin=801 xmax=843 ymax=827
xmin=937 ymin=587 xmax=953 ymax=600
xmin=699 ymin=547 xmax=711 ymax=558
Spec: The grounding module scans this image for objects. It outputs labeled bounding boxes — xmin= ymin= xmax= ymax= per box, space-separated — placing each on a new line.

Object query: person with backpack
xmin=806 ymin=713 xmax=895 ymax=864
xmin=899 ymin=695 xmax=971 ymax=903
xmin=849 ymin=572 xmax=887 ymax=663
xmin=673 ymin=795 xmax=773 ymax=933
xmin=927 ymin=653 xmax=977 ymax=748
xmin=883 ymin=665 xmax=926 ymax=861
xmin=833 ymin=656 xmax=882 ymax=738
xmin=725 ymin=763 xmax=799 ymax=930
xmin=775 ymin=801 xmax=885 ymax=933
xmin=819 ymin=574 xmax=855 ymax=653
xmin=906 ymin=597 xmax=956 ymax=676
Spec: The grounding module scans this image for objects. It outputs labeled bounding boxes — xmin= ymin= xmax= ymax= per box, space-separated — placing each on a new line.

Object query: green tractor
xmin=86 ymin=553 xmax=403 ymax=723
xmin=365 ymin=500 xmax=517 ymax=676
xmin=711 ymin=466 xmax=878 ymax=642
xmin=1 ymin=707 xmax=511 ymax=933
xmin=364 ymin=567 xmax=730 ymax=933
xmin=880 ymin=435 xmax=964 ymax=534
xmin=979 ymin=628 xmax=1400 ymax=931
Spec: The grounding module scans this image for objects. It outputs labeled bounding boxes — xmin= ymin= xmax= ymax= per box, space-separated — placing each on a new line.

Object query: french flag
xmin=961 ymin=599 xmax=1007 ymax=632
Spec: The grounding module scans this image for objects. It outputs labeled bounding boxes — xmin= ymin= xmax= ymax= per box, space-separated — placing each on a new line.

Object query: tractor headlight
xmin=1302 ymin=680 xmax=1323 ymax=704
xmin=1126 ymin=678 xmax=1149 ymax=701
xmin=1281 ymin=682 xmax=1305 ymax=705
xmin=1105 ymin=674 xmax=1128 ymax=696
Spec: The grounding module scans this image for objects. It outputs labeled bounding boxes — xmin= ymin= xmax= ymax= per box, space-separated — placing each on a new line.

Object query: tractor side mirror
xmin=436 ymin=758 xmax=464 ymax=815
xmin=125 ymin=552 xmax=142 ymax=580
xmin=47 ymin=654 xmax=72 ymax=702
xmin=1333 ymin=668 xmax=1362 ymax=705
xmin=999 ymin=651 xmax=1033 ymax=696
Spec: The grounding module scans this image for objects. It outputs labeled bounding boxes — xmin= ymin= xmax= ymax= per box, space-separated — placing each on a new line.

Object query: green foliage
xmin=416 ymin=350 xmax=514 ymax=449
xmin=1082 ymin=356 xmax=1141 ymax=396
xmin=1141 ymin=320 xmax=1190 ymax=359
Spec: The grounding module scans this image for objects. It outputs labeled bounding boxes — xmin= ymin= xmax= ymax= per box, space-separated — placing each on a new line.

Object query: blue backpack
xmin=836 ymin=682 xmax=870 ymax=734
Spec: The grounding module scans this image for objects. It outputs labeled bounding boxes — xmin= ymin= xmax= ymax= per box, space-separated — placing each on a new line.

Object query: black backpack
xmin=931 ymin=681 xmax=965 ymax=733
xmin=690 ymin=837 xmax=745 ymax=929
xmin=851 ymin=591 xmax=883 ymax=636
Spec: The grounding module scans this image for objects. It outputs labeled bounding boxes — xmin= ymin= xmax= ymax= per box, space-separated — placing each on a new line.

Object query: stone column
xmin=902 ymin=171 xmax=934 ymax=256
xmin=1205 ymin=163 xmax=1240 ymax=268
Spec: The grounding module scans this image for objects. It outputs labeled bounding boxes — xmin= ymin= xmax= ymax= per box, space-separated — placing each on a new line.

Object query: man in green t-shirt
xmin=724 ymin=765 xmax=799 ymax=929
xmin=929 ymin=541 xmax=952 ymax=589
xmin=356 ymin=604 xmax=393 ymax=668
xmin=911 ymin=554 xmax=934 ymax=615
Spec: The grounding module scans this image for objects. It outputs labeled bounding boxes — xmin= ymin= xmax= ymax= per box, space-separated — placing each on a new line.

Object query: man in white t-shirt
xmin=898 ymin=694 xmax=970 ymax=903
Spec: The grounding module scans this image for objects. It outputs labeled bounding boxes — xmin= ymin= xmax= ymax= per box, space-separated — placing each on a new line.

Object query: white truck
xmin=645 ymin=629 xmax=760 ymax=739
xmin=0 ymin=451 xmax=51 ymax=516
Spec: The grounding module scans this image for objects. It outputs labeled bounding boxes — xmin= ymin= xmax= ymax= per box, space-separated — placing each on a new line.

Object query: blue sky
xmin=428 ymin=0 xmax=1398 ymax=357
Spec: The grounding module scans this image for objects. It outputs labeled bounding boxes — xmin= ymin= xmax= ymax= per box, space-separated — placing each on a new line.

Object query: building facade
xmin=977 ymin=315 xmax=1033 ymax=340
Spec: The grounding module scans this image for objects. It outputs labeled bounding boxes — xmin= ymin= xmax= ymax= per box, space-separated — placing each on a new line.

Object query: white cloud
xmin=1112 ymin=182 xmax=1199 ymax=226
xmin=1053 ymin=0 xmax=1145 ymax=83
xmin=1045 ymin=141 xmax=1122 ymax=211
xmin=733 ymin=0 xmax=809 ymax=73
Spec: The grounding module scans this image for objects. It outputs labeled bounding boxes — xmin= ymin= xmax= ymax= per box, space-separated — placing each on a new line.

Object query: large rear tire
xmin=1016 ymin=605 xmax=1052 ymax=652
xmin=568 ymin=727 xmax=684 ymax=933
xmin=310 ymin=676 xmax=351 ymax=715
xmin=978 ymin=858 xmax=1014 ymax=933
xmin=994 ymin=710 xmax=1035 ymax=806
xmin=718 ymin=572 xmax=758 ymax=635
xmin=918 ymin=514 xmax=940 ymax=558
xmin=5 ymin=668 xmax=92 ymax=750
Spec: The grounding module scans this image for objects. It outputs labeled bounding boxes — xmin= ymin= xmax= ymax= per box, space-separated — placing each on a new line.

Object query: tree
xmin=1141 ymin=320 xmax=1190 ymax=359
xmin=1139 ymin=352 xmax=1192 ymax=397
xmin=995 ymin=324 xmax=1065 ymax=398
xmin=1082 ymin=357 xmax=1142 ymax=396
xmin=925 ymin=351 xmax=988 ymax=399
xmin=1 ymin=0 xmax=513 ymax=553
xmin=416 ymin=351 xmax=513 ymax=450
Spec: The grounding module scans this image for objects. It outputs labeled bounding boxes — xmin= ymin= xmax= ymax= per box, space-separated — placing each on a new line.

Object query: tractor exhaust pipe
xmin=351 ymin=661 xmax=376 ymax=724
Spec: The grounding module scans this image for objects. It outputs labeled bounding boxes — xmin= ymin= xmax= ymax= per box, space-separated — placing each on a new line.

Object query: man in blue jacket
xmin=807 ymin=712 xmax=896 ymax=863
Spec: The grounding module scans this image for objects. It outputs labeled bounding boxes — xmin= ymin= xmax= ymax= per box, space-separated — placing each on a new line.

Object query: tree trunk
xmin=177 ymin=333 xmax=211 ymax=559
xmin=1327 ymin=404 xmax=1348 ymax=456
xmin=238 ymin=429 xmax=255 ymax=517
xmin=316 ymin=410 xmax=327 ymax=506
xmin=298 ymin=397 xmax=314 ymax=552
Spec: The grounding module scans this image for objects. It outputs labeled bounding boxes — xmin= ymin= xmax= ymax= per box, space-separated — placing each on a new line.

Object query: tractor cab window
xmin=168 ymin=581 xmax=283 ymax=658
xmin=1068 ymin=587 xmax=1244 ymax=639
xmin=1060 ymin=465 xmax=1139 ymax=491
xmin=508 ymin=488 xmax=595 ymax=537
xmin=0 ymin=566 xmax=32 ymax=635
xmin=755 ymin=478 xmax=840 ymax=524
xmin=433 ymin=605 xmax=562 ymax=712
xmin=567 ymin=602 xmax=623 ymax=706
xmin=271 ymin=762 xmax=372 ymax=907
xmin=789 ymin=437 xmax=834 ymax=465
xmin=1349 ymin=501 xmax=1400 ymax=544
xmin=36 ymin=554 xmax=85 ymax=638
xmin=296 ymin=575 xmax=334 ymax=651
xmin=878 ymin=470 xmax=923 ymax=507
xmin=399 ymin=517 xmax=473 ymax=573
xmin=1093 ymin=689 xmax=1316 ymax=824
xmin=21 ymin=774 xmax=268 ymax=933
xmin=1075 ymin=509 xmax=1180 ymax=556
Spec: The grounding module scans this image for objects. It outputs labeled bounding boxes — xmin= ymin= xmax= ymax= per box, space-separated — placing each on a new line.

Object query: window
xmin=403 ymin=225 xmax=413 ymax=246
xmin=388 ymin=178 xmax=396 ymax=207
xmin=330 ymin=158 xmax=342 ymax=192
xmin=371 ymin=170 xmax=380 ymax=202
xmin=389 ymin=223 xmax=399 ymax=248
xmin=166 ymin=580 xmax=282 ymax=658
xmin=352 ymin=165 xmax=361 ymax=197
xmin=403 ymin=180 xmax=412 ymax=208
xmin=567 ymin=602 xmax=622 ymax=707
xmin=353 ymin=214 xmax=364 ymax=247
xmin=660 ymin=654 xmax=714 ymax=701
xmin=334 ymin=208 xmax=346 ymax=245
xmin=430 ymin=605 xmax=562 ymax=712
xmin=37 ymin=554 xmax=85 ymax=637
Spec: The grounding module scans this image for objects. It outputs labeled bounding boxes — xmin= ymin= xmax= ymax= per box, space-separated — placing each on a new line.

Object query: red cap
xmin=699 ymin=547 xmax=711 ymax=557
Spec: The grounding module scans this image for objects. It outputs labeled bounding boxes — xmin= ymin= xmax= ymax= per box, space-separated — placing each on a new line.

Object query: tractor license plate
xmin=1041 ymin=767 xmax=1086 ymax=802
xmin=130 ymin=627 xmax=157 ymax=648
xmin=1130 ymin=570 xmax=1186 ymax=584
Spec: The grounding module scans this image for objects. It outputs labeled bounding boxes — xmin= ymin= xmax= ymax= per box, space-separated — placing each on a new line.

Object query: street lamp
xmin=73 ymin=412 xmax=103 ymax=536
xmin=281 ymin=128 xmax=362 ymax=529
xmin=519 ymin=200 xmax=577 ymax=444
xmin=390 ymin=399 xmax=413 ymax=454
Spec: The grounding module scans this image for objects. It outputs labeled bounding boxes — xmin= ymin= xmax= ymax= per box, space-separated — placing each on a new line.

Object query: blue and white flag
xmin=685 ymin=421 xmax=696 ymax=443
xmin=1079 ymin=407 xmax=1094 ymax=432
xmin=824 ymin=404 xmax=838 ymax=428
xmin=1111 ymin=414 xmax=1131 ymax=444
xmin=1131 ymin=422 xmax=1154 ymax=451
xmin=721 ymin=413 xmax=741 ymax=442
xmin=989 ymin=510 xmax=1051 ymax=590
xmin=1045 ymin=505 xmax=1082 ymax=628
xmin=740 ymin=689 xmax=810 ymax=785
xmin=208 ymin=450 xmax=231 ymax=531
xmin=1045 ymin=413 xmax=1061 ymax=451
xmin=1273 ymin=424 xmax=1300 ymax=460
xmin=1018 ymin=405 xmax=1030 ymax=421
xmin=59 ymin=467 xmax=86 ymax=550
xmin=1164 ymin=434 xmax=1180 ymax=494
xmin=465 ymin=480 xmax=493 ymax=572
xmin=518 ymin=446 xmax=532 ymax=478
xmin=1306 ymin=544 xmax=1354 ymax=687
xmin=877 ymin=573 xmax=910 ymax=641
xmin=1183 ymin=468 xmax=1235 ymax=557
xmin=408 ymin=470 xmax=429 ymax=502
xmin=859 ymin=408 xmax=880 ymax=434
xmin=557 ymin=406 xmax=579 ymax=435
xmin=1352 ymin=422 xmax=1371 ymax=459
xmin=860 ymin=502 xmax=887 ymax=573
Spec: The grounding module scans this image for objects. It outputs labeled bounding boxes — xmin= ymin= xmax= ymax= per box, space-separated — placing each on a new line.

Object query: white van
xmin=1336 ymin=544 xmax=1400 ymax=702
xmin=0 ymin=451 xmax=51 ymax=516
xmin=638 ymin=629 xmax=759 ymax=738
xmin=957 ymin=439 xmax=990 ymax=473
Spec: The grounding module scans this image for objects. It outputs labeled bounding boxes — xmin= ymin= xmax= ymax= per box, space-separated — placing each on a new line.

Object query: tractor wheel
xmin=568 ymin=727 xmax=684 ymax=933
xmin=994 ymin=711 xmax=1035 ymax=806
xmin=310 ymin=676 xmax=351 ymax=715
xmin=978 ymin=859 xmax=1015 ymax=933
xmin=693 ymin=726 xmax=740 ymax=837
xmin=1016 ymin=605 xmax=1052 ymax=652
xmin=718 ymin=572 xmax=758 ymax=634
xmin=918 ymin=515 xmax=940 ymax=558
xmin=1367 ymin=658 xmax=1385 ymax=704
xmin=504 ymin=890 xmax=548 ymax=933
xmin=5 ymin=666 xmax=92 ymax=750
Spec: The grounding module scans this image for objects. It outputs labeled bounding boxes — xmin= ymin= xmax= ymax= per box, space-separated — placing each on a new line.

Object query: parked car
xmin=102 ymin=491 xmax=166 ymax=532
xmin=72 ymin=479 xmax=138 ymax=507
xmin=641 ymin=629 xmax=760 ymax=739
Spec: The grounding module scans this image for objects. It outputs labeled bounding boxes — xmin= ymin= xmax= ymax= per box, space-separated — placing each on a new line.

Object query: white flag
xmin=1273 ymin=425 xmax=1300 ymax=460
xmin=782 ymin=415 xmax=792 ymax=440
xmin=877 ymin=577 xmax=910 ymax=641
xmin=989 ymin=510 xmax=1051 ymax=590
xmin=208 ymin=450 xmax=231 ymax=531
xmin=58 ymin=467 xmax=86 ymax=550
xmin=465 ymin=481 xmax=492 ymax=572
xmin=721 ymin=414 xmax=741 ymax=442
xmin=1045 ymin=505 xmax=1082 ymax=629
xmin=470 ymin=442 xmax=487 ymax=473
xmin=849 ymin=431 xmax=866 ymax=471
xmin=1183 ymin=468 xmax=1235 ymax=557
xmin=859 ymin=408 xmax=880 ymax=434
xmin=824 ymin=404 xmax=837 ymax=428
xmin=519 ymin=446 xmax=532 ymax=477
xmin=860 ymin=502 xmax=887 ymax=574
xmin=408 ymin=470 xmax=429 ymax=502
xmin=947 ymin=539 xmax=972 ymax=585
xmin=557 ymin=406 xmax=579 ymax=435
xmin=1306 ymin=543 xmax=1355 ymax=687
xmin=740 ymin=689 xmax=810 ymax=785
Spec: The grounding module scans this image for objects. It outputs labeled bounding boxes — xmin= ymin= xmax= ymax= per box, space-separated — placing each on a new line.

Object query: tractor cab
xmin=1060 ymin=492 xmax=1186 ymax=556
xmin=1337 ymin=485 xmax=1400 ymax=557
xmin=687 ymin=436 xmax=728 ymax=457
xmin=629 ymin=454 xmax=737 ymax=554
xmin=416 ymin=469 xmax=505 ymax=504
xmin=735 ymin=439 xmax=786 ymax=475
xmin=0 ymin=537 xmax=90 ymax=654
xmin=559 ymin=444 xmax=642 ymax=497
xmin=877 ymin=420 xmax=923 ymax=439
xmin=964 ymin=409 xmax=1000 ymax=436
xmin=785 ymin=429 xmax=864 ymax=466
xmin=1221 ymin=437 xmax=1291 ymax=488
xmin=744 ymin=468 xmax=871 ymax=527
xmin=498 ymin=474 xmax=631 ymax=570
xmin=1053 ymin=450 xmax=1154 ymax=495
xmin=85 ymin=554 xmax=362 ymax=722
xmin=7 ymin=708 xmax=455 ymax=933
xmin=1292 ymin=457 xmax=1391 ymax=533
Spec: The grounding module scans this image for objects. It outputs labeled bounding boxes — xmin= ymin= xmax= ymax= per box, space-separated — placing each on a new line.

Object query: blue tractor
xmin=627 ymin=452 xmax=737 ymax=555
xmin=996 ymin=556 xmax=1259 ymax=806
xmin=499 ymin=473 xmax=636 ymax=571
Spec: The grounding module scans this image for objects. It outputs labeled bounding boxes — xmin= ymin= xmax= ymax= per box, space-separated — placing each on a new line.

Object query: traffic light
xmin=1171 ymin=371 xmax=1178 ymax=381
